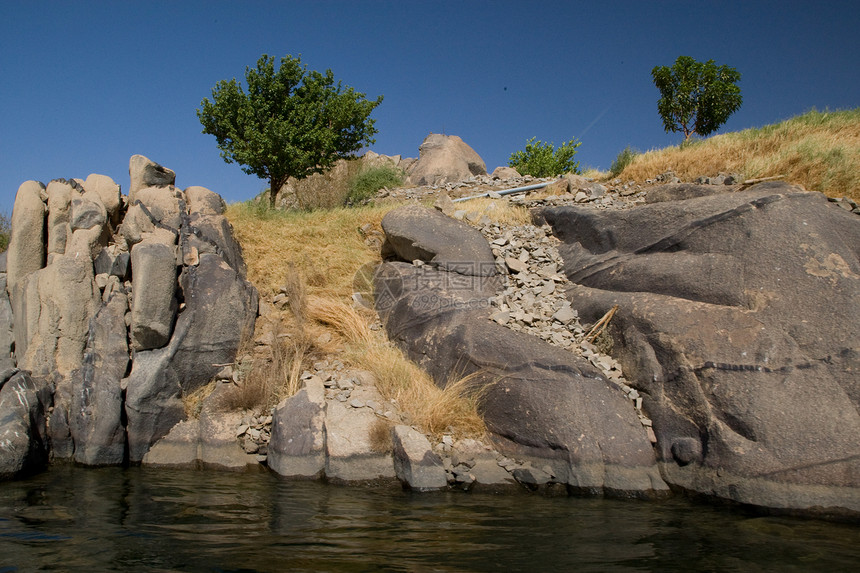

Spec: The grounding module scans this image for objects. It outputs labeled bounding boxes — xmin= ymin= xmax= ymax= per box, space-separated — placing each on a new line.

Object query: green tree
xmin=651 ymin=56 xmax=742 ymax=140
xmin=198 ymin=54 xmax=383 ymax=208
xmin=508 ymin=137 xmax=581 ymax=178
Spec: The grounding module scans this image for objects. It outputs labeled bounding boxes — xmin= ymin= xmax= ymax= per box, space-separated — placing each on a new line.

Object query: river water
xmin=0 ymin=466 xmax=857 ymax=572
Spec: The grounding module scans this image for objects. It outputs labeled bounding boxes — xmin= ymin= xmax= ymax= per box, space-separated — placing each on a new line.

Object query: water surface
xmin=0 ymin=466 xmax=857 ymax=572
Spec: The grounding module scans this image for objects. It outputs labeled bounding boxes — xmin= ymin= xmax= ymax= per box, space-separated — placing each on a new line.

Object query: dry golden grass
xmin=305 ymin=296 xmax=486 ymax=439
xmin=226 ymin=202 xmax=394 ymax=298
xmin=615 ymin=109 xmax=860 ymax=201
xmin=448 ymin=197 xmax=533 ymax=226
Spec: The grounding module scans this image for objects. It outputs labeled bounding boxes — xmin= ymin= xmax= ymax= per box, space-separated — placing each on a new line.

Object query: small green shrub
xmin=347 ymin=164 xmax=404 ymax=204
xmin=609 ymin=146 xmax=639 ymax=178
xmin=508 ymin=137 xmax=581 ymax=178
xmin=0 ymin=212 xmax=10 ymax=253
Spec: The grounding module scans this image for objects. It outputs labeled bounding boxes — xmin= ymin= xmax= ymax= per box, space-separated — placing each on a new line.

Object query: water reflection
xmin=0 ymin=466 xmax=857 ymax=571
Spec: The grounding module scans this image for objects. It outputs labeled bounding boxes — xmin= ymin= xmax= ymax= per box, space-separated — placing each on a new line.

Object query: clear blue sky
xmin=1 ymin=1 xmax=858 ymax=214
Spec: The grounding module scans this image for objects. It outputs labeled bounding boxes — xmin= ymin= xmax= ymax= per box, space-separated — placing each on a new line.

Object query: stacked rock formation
xmin=0 ymin=155 xmax=257 ymax=477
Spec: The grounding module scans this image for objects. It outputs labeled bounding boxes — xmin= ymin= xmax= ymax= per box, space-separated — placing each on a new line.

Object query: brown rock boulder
xmin=406 ymin=134 xmax=487 ymax=186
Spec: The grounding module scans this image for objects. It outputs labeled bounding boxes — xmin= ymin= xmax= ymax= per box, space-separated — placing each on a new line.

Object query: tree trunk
xmin=269 ymin=177 xmax=279 ymax=209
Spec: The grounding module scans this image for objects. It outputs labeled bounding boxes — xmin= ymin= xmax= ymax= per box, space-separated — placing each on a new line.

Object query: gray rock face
xmin=392 ymin=425 xmax=447 ymax=491
xmin=129 ymin=241 xmax=177 ymax=351
xmin=171 ymin=253 xmax=257 ymax=393
xmin=69 ymin=292 xmax=129 ymax=466
xmin=0 ymin=371 xmax=52 ymax=479
xmin=268 ymin=377 xmax=328 ymax=478
xmin=6 ymin=180 xmax=46 ymax=303
xmin=375 ymin=261 xmax=668 ymax=497
xmin=381 ymin=204 xmax=497 ymax=277
xmin=543 ymin=183 xmax=860 ymax=516
xmin=407 ymin=134 xmax=487 ymax=186
xmin=143 ymin=383 xmax=260 ymax=471
xmin=124 ymin=345 xmax=185 ymax=463
xmin=128 ymin=154 xmax=176 ymax=203
xmin=325 ymin=398 xmax=395 ymax=483
xmin=1 ymin=156 xmax=258 ymax=474
xmin=0 ymin=274 xmax=15 ymax=372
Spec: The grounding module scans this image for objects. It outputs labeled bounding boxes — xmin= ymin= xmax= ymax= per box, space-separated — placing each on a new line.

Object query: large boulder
xmin=375 ymin=259 xmax=668 ymax=497
xmin=406 ymin=134 xmax=487 ymax=186
xmin=69 ymin=291 xmax=130 ymax=466
xmin=128 ymin=154 xmax=175 ymax=204
xmin=171 ymin=253 xmax=258 ymax=393
xmin=0 ymin=370 xmax=52 ymax=479
xmin=391 ymin=425 xmax=447 ymax=491
xmin=6 ymin=180 xmax=46 ymax=302
xmin=268 ymin=377 xmax=328 ymax=479
xmin=381 ymin=204 xmax=497 ymax=277
xmin=129 ymin=241 xmax=178 ymax=351
xmin=542 ymin=183 xmax=860 ymax=516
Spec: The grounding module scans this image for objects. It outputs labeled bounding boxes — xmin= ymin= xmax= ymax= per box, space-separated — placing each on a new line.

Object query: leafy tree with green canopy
xmin=651 ymin=56 xmax=742 ymax=141
xmin=197 ymin=54 xmax=383 ymax=207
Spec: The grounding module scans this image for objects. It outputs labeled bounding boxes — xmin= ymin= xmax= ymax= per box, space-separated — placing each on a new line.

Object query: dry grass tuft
xmin=615 ymin=108 xmax=860 ymax=201
xmin=451 ymin=197 xmax=533 ymax=226
xmin=369 ymin=418 xmax=394 ymax=453
xmin=183 ymin=381 xmax=218 ymax=419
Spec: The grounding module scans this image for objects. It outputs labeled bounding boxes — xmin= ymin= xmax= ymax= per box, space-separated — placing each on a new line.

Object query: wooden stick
xmin=585 ymin=305 xmax=619 ymax=343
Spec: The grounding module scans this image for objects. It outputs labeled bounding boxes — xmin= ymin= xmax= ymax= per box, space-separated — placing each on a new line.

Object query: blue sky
xmin=1 ymin=1 xmax=858 ymax=214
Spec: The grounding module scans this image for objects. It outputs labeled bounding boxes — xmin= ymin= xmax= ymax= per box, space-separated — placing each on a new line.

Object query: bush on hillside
xmin=347 ymin=165 xmax=404 ymax=205
xmin=0 ymin=212 xmax=10 ymax=252
xmin=508 ymin=137 xmax=581 ymax=178
xmin=609 ymin=146 xmax=639 ymax=178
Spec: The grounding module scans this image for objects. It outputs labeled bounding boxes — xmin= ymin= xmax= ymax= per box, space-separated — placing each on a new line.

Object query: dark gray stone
xmin=376 ymin=262 xmax=668 ymax=497
xmin=70 ymin=292 xmax=129 ymax=466
xmin=124 ymin=344 xmax=185 ymax=463
xmin=391 ymin=425 xmax=447 ymax=491
xmin=381 ymin=204 xmax=497 ymax=276
xmin=0 ymin=371 xmax=52 ymax=479
xmin=171 ymin=253 xmax=258 ymax=393
xmin=268 ymin=377 xmax=327 ymax=479
xmin=543 ymin=183 xmax=860 ymax=516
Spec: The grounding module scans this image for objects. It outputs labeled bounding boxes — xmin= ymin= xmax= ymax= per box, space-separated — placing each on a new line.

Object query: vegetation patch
xmin=613 ymin=109 xmax=860 ymax=201
xmin=347 ymin=164 xmax=404 ymax=205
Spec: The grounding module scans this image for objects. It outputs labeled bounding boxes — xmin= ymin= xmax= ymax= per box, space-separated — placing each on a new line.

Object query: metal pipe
xmin=451 ymin=181 xmax=553 ymax=202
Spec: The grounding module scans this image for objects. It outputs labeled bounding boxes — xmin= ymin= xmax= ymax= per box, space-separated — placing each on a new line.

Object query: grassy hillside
xmin=614 ymin=109 xmax=860 ymax=202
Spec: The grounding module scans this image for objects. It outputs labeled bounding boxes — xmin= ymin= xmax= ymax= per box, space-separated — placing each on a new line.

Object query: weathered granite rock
xmin=407 ymin=134 xmax=487 ymax=186
xmin=124 ymin=345 xmax=185 ymax=463
xmin=490 ymin=166 xmax=520 ymax=179
xmin=46 ymin=180 xmax=73 ymax=262
xmin=144 ymin=383 xmax=259 ymax=470
xmin=542 ymin=183 xmax=860 ymax=516
xmin=129 ymin=241 xmax=177 ymax=351
xmin=268 ymin=377 xmax=328 ymax=479
xmin=129 ymin=154 xmax=175 ymax=203
xmin=84 ymin=173 xmax=122 ymax=227
xmin=325 ymin=399 xmax=396 ymax=483
xmin=22 ymin=254 xmax=99 ymax=379
xmin=375 ymin=261 xmax=667 ymax=497
xmin=0 ymin=272 xmax=14 ymax=372
xmin=69 ymin=291 xmax=129 ymax=466
xmin=171 ymin=253 xmax=257 ymax=393
xmin=3 ymin=156 xmax=257 ymax=473
xmin=392 ymin=425 xmax=447 ymax=491
xmin=0 ymin=371 xmax=52 ymax=479
xmin=6 ymin=180 xmax=46 ymax=302
xmin=381 ymin=204 xmax=497 ymax=276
